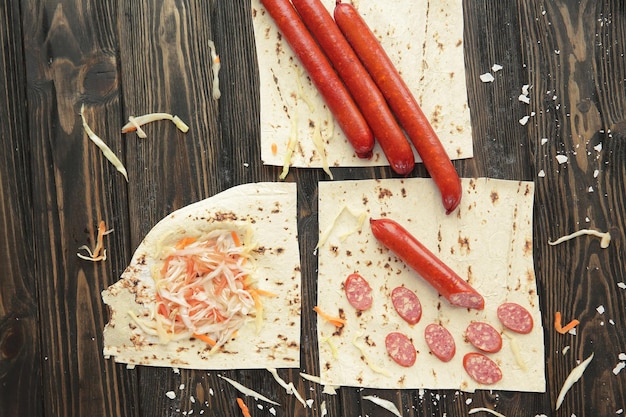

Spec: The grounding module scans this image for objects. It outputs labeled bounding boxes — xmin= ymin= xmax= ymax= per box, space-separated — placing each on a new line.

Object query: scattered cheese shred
xmin=208 ymin=40 xmax=221 ymax=100
xmin=504 ymin=333 xmax=528 ymax=372
xmin=311 ymin=119 xmax=333 ymax=179
xmin=322 ymin=336 xmax=339 ymax=359
xmin=298 ymin=372 xmax=339 ymax=395
xmin=80 ymin=104 xmax=129 ymax=181
xmin=295 ymin=68 xmax=315 ymax=113
xmin=554 ymin=312 xmax=580 ymax=334
xmin=218 ymin=375 xmax=281 ymax=406
xmin=121 ymin=112 xmax=190 ymax=136
xmin=267 ymin=368 xmax=307 ymax=408
xmin=468 ymin=407 xmax=507 ymax=417
xmin=77 ymin=220 xmax=113 ymax=261
xmin=363 ymin=395 xmax=402 ymax=417
xmin=316 ymin=205 xmax=366 ymax=249
xmin=352 ymin=334 xmax=391 ymax=377
xmin=555 ymin=353 xmax=594 ymax=410
xmin=548 ymin=228 xmax=611 ymax=248
xmin=279 ymin=113 xmax=298 ymax=180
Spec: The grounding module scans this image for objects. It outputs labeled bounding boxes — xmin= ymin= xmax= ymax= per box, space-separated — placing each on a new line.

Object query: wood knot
xmin=80 ymin=55 xmax=118 ymax=100
xmin=0 ymin=318 xmax=24 ymax=362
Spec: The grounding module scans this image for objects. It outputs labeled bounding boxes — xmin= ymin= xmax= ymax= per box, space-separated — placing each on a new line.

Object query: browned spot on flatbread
xmin=458 ymin=235 xmax=471 ymax=254
xmin=490 ymin=191 xmax=499 ymax=204
xmin=377 ymin=187 xmax=393 ymax=199
xmin=523 ymin=239 xmax=532 ymax=256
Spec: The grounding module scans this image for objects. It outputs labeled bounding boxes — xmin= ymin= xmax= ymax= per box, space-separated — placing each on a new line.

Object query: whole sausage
xmin=344 ymin=273 xmax=373 ymax=311
xmin=260 ymin=0 xmax=374 ymax=158
xmin=385 ymin=332 xmax=417 ymax=367
xmin=334 ymin=1 xmax=462 ymax=214
xmin=290 ymin=0 xmax=415 ymax=175
xmin=463 ymin=352 xmax=503 ymax=385
xmin=465 ymin=321 xmax=502 ymax=353
xmin=369 ymin=218 xmax=484 ymax=310
xmin=424 ymin=323 xmax=456 ymax=362
xmin=497 ymin=302 xmax=534 ymax=334
xmin=391 ymin=286 xmax=422 ymax=325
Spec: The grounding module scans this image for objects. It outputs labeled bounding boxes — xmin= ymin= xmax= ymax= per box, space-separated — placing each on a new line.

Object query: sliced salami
xmin=424 ymin=323 xmax=456 ymax=362
xmin=385 ymin=332 xmax=417 ymax=367
xmin=344 ymin=273 xmax=373 ymax=311
xmin=497 ymin=302 xmax=534 ymax=334
xmin=391 ymin=286 xmax=422 ymax=325
xmin=465 ymin=321 xmax=502 ymax=353
xmin=463 ymin=352 xmax=503 ymax=385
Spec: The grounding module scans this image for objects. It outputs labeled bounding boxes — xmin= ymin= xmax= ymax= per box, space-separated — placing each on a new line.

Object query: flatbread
xmin=317 ymin=178 xmax=545 ymax=392
xmin=252 ymin=0 xmax=473 ymax=170
xmin=102 ymin=182 xmax=301 ymax=370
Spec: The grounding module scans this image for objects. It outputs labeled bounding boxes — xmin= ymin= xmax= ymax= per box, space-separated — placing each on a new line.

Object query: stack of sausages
xmin=260 ymin=0 xmax=462 ymax=214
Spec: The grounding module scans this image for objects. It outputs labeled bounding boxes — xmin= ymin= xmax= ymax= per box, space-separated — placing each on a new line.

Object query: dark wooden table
xmin=2 ymin=1 xmax=625 ymax=416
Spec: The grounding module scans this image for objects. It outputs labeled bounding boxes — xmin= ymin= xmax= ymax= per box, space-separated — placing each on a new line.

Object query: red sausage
xmin=497 ymin=302 xmax=534 ymax=334
xmin=334 ymin=2 xmax=462 ymax=214
xmin=259 ymin=0 xmax=374 ymax=158
xmin=465 ymin=321 xmax=502 ymax=353
xmin=344 ymin=273 xmax=373 ymax=311
xmin=369 ymin=218 xmax=484 ymax=310
xmin=385 ymin=332 xmax=416 ymax=367
xmin=463 ymin=352 xmax=503 ymax=385
xmin=290 ymin=0 xmax=414 ymax=175
xmin=424 ymin=323 xmax=456 ymax=362
xmin=391 ymin=286 xmax=422 ymax=325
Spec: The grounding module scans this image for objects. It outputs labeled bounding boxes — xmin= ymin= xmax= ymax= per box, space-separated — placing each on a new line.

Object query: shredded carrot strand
xmin=92 ymin=221 xmax=107 ymax=257
xmin=236 ymin=398 xmax=251 ymax=417
xmin=554 ymin=311 xmax=580 ymax=334
xmin=313 ymin=306 xmax=346 ymax=328
xmin=231 ymin=231 xmax=241 ymax=247
xmin=252 ymin=288 xmax=278 ymax=297
xmin=193 ymin=333 xmax=217 ymax=347
xmin=176 ymin=237 xmax=197 ymax=249
xmin=271 ymin=142 xmax=278 ymax=155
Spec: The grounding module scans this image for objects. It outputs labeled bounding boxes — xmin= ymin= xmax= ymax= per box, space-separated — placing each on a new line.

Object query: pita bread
xmin=102 ymin=182 xmax=301 ymax=370
xmin=316 ymin=178 xmax=545 ymax=392
xmin=252 ymin=0 xmax=473 ymax=170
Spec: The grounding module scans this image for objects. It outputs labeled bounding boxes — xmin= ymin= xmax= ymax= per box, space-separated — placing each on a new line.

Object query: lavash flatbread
xmin=102 ymin=182 xmax=301 ymax=370
xmin=252 ymin=0 xmax=473 ymax=170
xmin=317 ymin=178 xmax=545 ymax=392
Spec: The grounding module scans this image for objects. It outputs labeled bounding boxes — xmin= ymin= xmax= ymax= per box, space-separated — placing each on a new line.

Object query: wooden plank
xmin=20 ymin=0 xmax=137 ymax=416
xmin=0 ymin=2 xmax=42 ymax=416
xmin=520 ymin=1 xmax=626 ymax=414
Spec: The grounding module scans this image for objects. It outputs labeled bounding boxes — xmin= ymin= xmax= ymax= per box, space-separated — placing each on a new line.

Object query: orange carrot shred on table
xmin=554 ymin=311 xmax=580 ymax=334
xmin=313 ymin=306 xmax=347 ymax=328
xmin=236 ymin=397 xmax=251 ymax=417
xmin=77 ymin=220 xmax=113 ymax=262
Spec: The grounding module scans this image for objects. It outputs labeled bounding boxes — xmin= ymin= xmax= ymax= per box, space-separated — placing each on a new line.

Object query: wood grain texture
xmin=2 ymin=0 xmax=625 ymax=416
xmin=0 ymin=2 xmax=42 ymax=416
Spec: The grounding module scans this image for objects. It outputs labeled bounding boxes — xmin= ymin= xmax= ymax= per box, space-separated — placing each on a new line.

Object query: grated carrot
xmin=236 ymin=397 xmax=252 ymax=417
xmin=271 ymin=142 xmax=278 ymax=155
xmin=193 ymin=333 xmax=217 ymax=347
xmin=555 ymin=311 xmax=580 ymax=334
xmin=314 ymin=306 xmax=346 ymax=328
xmin=77 ymin=220 xmax=113 ymax=262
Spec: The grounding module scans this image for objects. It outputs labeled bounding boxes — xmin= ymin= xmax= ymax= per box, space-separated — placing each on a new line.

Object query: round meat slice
xmin=391 ymin=286 xmax=422 ymax=325
xmin=463 ymin=352 xmax=503 ymax=385
xmin=344 ymin=273 xmax=373 ymax=311
xmin=424 ymin=323 xmax=456 ymax=362
xmin=385 ymin=332 xmax=417 ymax=367
xmin=497 ymin=302 xmax=534 ymax=334
xmin=465 ymin=321 xmax=502 ymax=353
